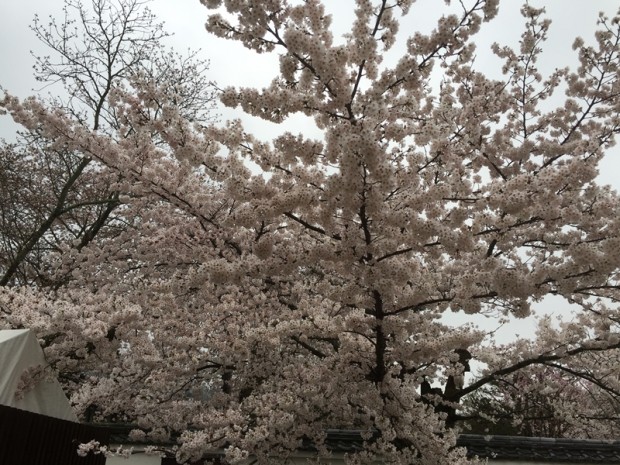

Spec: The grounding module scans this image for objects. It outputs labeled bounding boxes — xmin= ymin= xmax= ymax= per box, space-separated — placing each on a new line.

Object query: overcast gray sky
xmin=0 ymin=0 xmax=619 ymax=341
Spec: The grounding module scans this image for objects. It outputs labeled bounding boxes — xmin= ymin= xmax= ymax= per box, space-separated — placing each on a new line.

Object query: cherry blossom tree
xmin=463 ymin=348 xmax=620 ymax=438
xmin=1 ymin=0 xmax=620 ymax=464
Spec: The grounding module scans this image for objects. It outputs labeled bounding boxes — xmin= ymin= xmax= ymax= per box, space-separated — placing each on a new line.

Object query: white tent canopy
xmin=0 ymin=329 xmax=77 ymax=422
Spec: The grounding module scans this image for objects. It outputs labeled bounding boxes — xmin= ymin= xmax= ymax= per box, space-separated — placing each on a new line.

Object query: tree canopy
xmin=1 ymin=0 xmax=620 ymax=464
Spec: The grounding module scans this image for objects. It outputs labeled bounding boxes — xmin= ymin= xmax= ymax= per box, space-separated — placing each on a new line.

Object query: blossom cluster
xmin=1 ymin=0 xmax=620 ymax=464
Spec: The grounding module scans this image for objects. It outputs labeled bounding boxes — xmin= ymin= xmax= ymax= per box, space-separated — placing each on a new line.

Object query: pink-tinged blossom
xmin=2 ymin=0 xmax=620 ymax=464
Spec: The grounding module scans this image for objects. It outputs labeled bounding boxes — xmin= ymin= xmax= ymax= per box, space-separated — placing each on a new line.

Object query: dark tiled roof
xmin=457 ymin=434 xmax=620 ymax=463
xmin=106 ymin=425 xmax=620 ymax=463
xmin=308 ymin=431 xmax=620 ymax=462
xmin=302 ymin=429 xmax=368 ymax=453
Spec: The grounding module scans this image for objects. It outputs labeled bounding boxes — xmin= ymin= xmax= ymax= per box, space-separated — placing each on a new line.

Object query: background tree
xmin=0 ymin=0 xmax=216 ymax=287
xmin=2 ymin=1 xmax=620 ymax=464
xmin=463 ymin=350 xmax=620 ymax=438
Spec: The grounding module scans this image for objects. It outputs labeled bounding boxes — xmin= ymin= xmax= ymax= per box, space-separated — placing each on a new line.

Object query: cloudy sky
xmin=0 ymin=0 xmax=619 ymax=341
